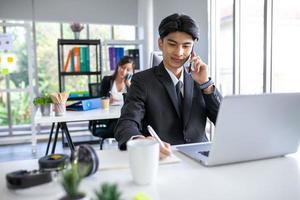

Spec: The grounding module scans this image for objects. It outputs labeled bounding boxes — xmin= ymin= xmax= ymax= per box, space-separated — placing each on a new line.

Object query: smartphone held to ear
xmin=125 ymin=73 xmax=133 ymax=81
xmin=184 ymin=54 xmax=195 ymax=73
xmin=188 ymin=61 xmax=195 ymax=73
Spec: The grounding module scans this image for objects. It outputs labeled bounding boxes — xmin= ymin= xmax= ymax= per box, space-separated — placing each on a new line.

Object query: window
xmin=239 ymin=0 xmax=264 ymax=94
xmin=89 ymin=24 xmax=112 ymax=40
xmin=3 ymin=26 xmax=29 ymax=89
xmin=35 ymin=22 xmax=60 ymax=94
xmin=0 ymin=20 xmax=138 ymax=137
xmin=213 ymin=0 xmax=300 ymax=95
xmin=216 ymin=0 xmax=234 ymax=96
xmin=0 ymin=21 xmax=32 ymax=135
xmin=0 ymin=92 xmax=8 ymax=135
xmin=89 ymin=24 xmax=113 ymax=72
xmin=101 ymin=25 xmax=138 ymax=73
xmin=113 ymin=25 xmax=136 ymax=40
xmin=272 ymin=0 xmax=300 ymax=92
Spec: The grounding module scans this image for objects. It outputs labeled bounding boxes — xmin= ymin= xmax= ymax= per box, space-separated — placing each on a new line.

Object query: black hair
xmin=158 ymin=13 xmax=199 ymax=41
xmin=112 ymin=55 xmax=135 ymax=80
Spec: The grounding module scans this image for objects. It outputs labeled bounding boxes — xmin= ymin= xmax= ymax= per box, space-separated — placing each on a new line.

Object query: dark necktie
xmin=176 ymin=81 xmax=183 ymax=115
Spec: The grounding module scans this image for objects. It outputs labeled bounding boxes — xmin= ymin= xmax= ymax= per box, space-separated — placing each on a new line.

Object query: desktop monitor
xmin=149 ymin=51 xmax=163 ymax=68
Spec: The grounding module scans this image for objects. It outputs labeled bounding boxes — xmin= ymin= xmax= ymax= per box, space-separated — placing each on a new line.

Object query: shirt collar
xmin=164 ymin=66 xmax=184 ymax=86
xmin=164 ymin=66 xmax=184 ymax=96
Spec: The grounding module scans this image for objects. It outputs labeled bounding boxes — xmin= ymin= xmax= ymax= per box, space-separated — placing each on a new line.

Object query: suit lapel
xmin=183 ymin=69 xmax=194 ymax=127
xmin=154 ymin=63 xmax=181 ymax=118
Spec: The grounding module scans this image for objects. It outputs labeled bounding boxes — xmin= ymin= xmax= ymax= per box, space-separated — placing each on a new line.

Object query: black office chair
xmin=88 ymin=83 xmax=117 ymax=150
xmin=88 ymin=83 xmax=102 ymax=97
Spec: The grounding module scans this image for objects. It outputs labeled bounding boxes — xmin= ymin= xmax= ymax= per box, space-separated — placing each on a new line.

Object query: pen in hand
xmin=147 ymin=125 xmax=172 ymax=159
xmin=147 ymin=125 xmax=165 ymax=147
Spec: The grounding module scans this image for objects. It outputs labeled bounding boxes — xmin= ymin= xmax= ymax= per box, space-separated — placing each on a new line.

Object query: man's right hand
xmin=159 ymin=141 xmax=172 ymax=160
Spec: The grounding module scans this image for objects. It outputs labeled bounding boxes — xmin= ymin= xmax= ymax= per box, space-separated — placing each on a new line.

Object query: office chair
xmin=88 ymin=83 xmax=102 ymax=97
xmin=88 ymin=83 xmax=117 ymax=150
xmin=149 ymin=51 xmax=163 ymax=68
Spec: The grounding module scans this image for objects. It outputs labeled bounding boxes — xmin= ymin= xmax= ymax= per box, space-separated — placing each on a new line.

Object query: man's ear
xmin=158 ymin=38 xmax=163 ymax=50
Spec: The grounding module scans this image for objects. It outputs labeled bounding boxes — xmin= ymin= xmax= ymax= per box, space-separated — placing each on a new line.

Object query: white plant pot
xmin=40 ymin=104 xmax=51 ymax=116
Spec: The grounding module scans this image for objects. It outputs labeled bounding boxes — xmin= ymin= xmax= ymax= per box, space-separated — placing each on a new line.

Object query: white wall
xmin=153 ymin=0 xmax=209 ymax=63
xmin=0 ymin=0 xmax=138 ymax=25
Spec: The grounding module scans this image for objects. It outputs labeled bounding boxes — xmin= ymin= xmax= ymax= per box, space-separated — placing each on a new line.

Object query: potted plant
xmin=94 ymin=183 xmax=122 ymax=200
xmin=70 ymin=22 xmax=84 ymax=39
xmin=33 ymin=95 xmax=52 ymax=116
xmin=60 ymin=163 xmax=87 ymax=200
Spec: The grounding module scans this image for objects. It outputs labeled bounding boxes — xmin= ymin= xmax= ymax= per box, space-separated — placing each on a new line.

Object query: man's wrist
xmin=203 ymin=85 xmax=214 ymax=94
xmin=199 ymin=77 xmax=214 ymax=90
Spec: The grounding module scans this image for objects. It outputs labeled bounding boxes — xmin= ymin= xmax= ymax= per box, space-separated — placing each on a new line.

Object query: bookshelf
xmin=102 ymin=40 xmax=143 ymax=74
xmin=57 ymin=39 xmax=102 ymax=100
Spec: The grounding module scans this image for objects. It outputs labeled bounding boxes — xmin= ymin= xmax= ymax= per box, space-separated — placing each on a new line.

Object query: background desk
xmin=32 ymin=105 xmax=121 ymax=154
xmin=1 ymin=149 xmax=299 ymax=200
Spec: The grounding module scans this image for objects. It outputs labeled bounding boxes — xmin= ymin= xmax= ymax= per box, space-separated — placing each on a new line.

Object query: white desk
xmin=1 ymin=149 xmax=300 ymax=200
xmin=32 ymin=105 xmax=121 ymax=154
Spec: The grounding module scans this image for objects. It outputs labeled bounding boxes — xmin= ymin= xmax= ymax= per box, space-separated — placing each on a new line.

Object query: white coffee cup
xmin=127 ymin=139 xmax=159 ymax=185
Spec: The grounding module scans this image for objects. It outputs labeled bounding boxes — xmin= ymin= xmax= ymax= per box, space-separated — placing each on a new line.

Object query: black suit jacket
xmin=100 ymin=75 xmax=130 ymax=97
xmin=114 ymin=63 xmax=222 ymax=149
xmin=99 ymin=75 xmax=114 ymax=97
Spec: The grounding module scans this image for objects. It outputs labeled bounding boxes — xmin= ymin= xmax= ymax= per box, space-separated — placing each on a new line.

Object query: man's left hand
xmin=190 ymin=52 xmax=209 ymax=85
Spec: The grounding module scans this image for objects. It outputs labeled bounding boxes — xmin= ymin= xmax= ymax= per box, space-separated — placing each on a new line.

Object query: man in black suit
xmin=114 ymin=13 xmax=222 ymax=159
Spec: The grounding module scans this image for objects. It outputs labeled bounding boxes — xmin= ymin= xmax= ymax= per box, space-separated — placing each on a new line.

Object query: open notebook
xmin=97 ymin=149 xmax=181 ymax=170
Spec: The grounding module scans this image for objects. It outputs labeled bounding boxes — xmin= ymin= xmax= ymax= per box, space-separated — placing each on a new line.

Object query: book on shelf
xmin=108 ymin=47 xmax=116 ymax=71
xmin=108 ymin=47 xmax=124 ymax=70
xmin=63 ymin=47 xmax=90 ymax=72
xmin=73 ymin=47 xmax=80 ymax=72
xmin=127 ymin=49 xmax=140 ymax=70
xmin=63 ymin=50 xmax=72 ymax=72
xmin=80 ymin=47 xmax=90 ymax=72
xmin=116 ymin=47 xmax=124 ymax=66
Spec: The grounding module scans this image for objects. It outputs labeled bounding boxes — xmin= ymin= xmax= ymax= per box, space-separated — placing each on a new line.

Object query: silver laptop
xmin=177 ymin=93 xmax=300 ymax=166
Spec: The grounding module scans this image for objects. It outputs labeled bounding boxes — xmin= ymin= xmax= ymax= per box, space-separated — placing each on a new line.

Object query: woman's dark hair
xmin=112 ymin=55 xmax=135 ymax=80
xmin=158 ymin=13 xmax=199 ymax=41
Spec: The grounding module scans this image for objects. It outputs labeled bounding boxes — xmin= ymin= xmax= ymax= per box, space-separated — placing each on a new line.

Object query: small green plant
xmin=94 ymin=183 xmax=122 ymax=200
xmin=33 ymin=95 xmax=52 ymax=105
xmin=61 ymin=163 xmax=85 ymax=200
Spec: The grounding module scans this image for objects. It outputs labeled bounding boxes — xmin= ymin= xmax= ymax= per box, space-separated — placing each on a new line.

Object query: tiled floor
xmin=0 ymin=136 xmax=118 ymax=163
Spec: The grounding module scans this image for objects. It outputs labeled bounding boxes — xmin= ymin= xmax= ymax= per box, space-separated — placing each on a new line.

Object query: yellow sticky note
xmin=7 ymin=56 xmax=14 ymax=63
xmin=1 ymin=68 xmax=9 ymax=75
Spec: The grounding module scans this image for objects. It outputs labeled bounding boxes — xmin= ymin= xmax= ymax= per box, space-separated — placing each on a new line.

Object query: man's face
xmin=158 ymin=31 xmax=194 ymax=70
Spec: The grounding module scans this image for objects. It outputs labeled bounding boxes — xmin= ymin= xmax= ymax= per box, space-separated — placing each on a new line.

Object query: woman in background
xmin=100 ymin=55 xmax=135 ymax=105
xmin=90 ymin=56 xmax=135 ymax=149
